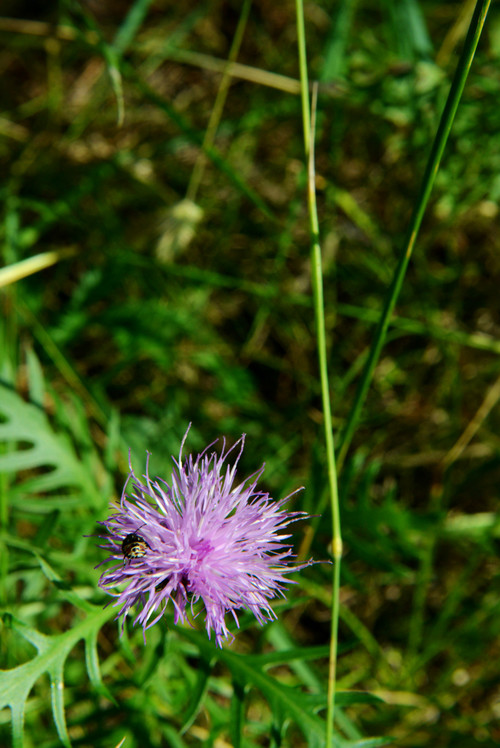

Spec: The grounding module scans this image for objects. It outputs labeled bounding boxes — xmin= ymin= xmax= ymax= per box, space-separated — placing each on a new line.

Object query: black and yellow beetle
xmin=121 ymin=532 xmax=150 ymax=560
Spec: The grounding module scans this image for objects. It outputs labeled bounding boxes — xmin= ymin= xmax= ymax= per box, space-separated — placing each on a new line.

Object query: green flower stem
xmin=296 ymin=2 xmax=342 ymax=745
xmin=337 ymin=0 xmax=492 ymax=472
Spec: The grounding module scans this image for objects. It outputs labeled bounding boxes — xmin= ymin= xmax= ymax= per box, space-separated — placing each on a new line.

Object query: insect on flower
xmin=121 ymin=532 xmax=150 ymax=560
xmin=95 ymin=427 xmax=318 ymax=647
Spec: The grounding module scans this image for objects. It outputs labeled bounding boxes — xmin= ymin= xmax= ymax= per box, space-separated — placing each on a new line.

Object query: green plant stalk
xmin=296 ymin=2 xmax=342 ymax=744
xmin=337 ymin=0 xmax=492 ymax=471
xmin=308 ymin=93 xmax=342 ymax=745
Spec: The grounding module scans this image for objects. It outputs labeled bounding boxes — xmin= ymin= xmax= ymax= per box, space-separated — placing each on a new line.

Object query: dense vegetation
xmin=1 ymin=1 xmax=499 ymax=746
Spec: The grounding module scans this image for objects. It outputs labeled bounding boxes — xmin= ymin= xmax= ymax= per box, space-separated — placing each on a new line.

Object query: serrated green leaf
xmin=0 ymin=384 xmax=100 ymax=504
xmin=0 ymin=606 xmax=113 ymax=746
xmin=177 ymin=628 xmax=337 ymax=748
xmin=38 ymin=557 xmax=116 ymax=702
xmin=224 ymin=658 xmax=328 ymax=746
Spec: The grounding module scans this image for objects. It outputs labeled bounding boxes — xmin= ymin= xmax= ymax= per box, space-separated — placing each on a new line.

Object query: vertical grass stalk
xmin=337 ymin=0 xmax=492 ymax=471
xmin=295 ymin=2 xmax=342 ymax=744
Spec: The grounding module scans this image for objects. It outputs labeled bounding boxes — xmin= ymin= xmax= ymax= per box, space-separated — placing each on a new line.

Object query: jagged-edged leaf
xmin=176 ymin=629 xmax=389 ymax=746
xmin=178 ymin=628 xmax=334 ymax=748
xmin=0 ymin=384 xmax=100 ymax=504
xmin=38 ymin=557 xmax=116 ymax=703
xmin=0 ymin=606 xmax=114 ymax=748
xmin=221 ymin=657 xmax=328 ymax=747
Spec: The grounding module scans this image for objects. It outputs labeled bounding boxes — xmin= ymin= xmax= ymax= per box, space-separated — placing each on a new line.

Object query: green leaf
xmin=247 ymin=644 xmax=330 ymax=668
xmin=229 ymin=679 xmax=246 ymax=748
xmin=0 ymin=607 xmax=114 ymax=747
xmin=179 ymin=656 xmax=212 ymax=734
xmin=112 ymin=0 xmax=155 ymax=56
xmin=177 ymin=628 xmax=334 ymax=747
xmin=25 ymin=347 xmax=45 ymax=409
xmin=0 ymin=384 xmax=100 ymax=505
xmin=335 ymin=691 xmax=385 ymax=707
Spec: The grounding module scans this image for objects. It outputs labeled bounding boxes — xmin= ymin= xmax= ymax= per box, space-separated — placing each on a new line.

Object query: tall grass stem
xmin=295 ymin=2 xmax=342 ymax=745
xmin=337 ymin=0 xmax=492 ymax=471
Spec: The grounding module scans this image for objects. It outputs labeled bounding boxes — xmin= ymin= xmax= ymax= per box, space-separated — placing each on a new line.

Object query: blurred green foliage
xmin=1 ymin=1 xmax=500 ymax=747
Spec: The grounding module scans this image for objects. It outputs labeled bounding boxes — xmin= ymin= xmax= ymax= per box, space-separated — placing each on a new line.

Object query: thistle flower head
xmin=96 ymin=429 xmax=315 ymax=647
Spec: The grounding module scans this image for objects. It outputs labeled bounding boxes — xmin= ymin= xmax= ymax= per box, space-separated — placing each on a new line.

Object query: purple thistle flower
xmin=96 ymin=429 xmax=315 ymax=647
